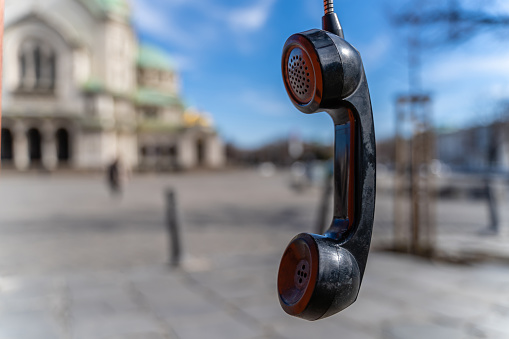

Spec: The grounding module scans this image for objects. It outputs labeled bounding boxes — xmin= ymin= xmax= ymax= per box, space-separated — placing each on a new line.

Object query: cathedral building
xmin=1 ymin=0 xmax=225 ymax=171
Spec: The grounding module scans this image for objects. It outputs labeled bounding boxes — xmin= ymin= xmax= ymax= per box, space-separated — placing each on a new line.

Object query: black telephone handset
xmin=277 ymin=0 xmax=376 ymax=321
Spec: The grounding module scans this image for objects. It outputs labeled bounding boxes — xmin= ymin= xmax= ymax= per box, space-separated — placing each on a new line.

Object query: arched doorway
xmin=27 ymin=128 xmax=42 ymax=164
xmin=196 ymin=139 xmax=205 ymax=167
xmin=56 ymin=128 xmax=70 ymax=162
xmin=1 ymin=128 xmax=14 ymax=162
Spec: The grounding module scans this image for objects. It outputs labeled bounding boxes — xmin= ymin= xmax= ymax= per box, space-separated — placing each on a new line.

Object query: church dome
xmin=95 ymin=0 xmax=129 ymax=13
xmin=137 ymin=45 xmax=175 ymax=72
xmin=81 ymin=0 xmax=130 ymax=20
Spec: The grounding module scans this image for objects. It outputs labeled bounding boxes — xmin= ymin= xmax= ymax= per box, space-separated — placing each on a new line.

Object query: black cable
xmin=324 ymin=0 xmax=334 ymax=15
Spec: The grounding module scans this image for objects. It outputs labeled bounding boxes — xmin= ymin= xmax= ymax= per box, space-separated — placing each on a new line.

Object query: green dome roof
xmin=135 ymin=87 xmax=183 ymax=107
xmin=137 ymin=45 xmax=175 ymax=72
xmin=80 ymin=0 xmax=130 ymax=20
xmin=96 ymin=0 xmax=129 ymax=13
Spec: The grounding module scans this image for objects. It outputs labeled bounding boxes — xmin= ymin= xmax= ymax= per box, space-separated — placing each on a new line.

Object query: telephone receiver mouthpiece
xmin=277 ymin=1 xmax=376 ymax=321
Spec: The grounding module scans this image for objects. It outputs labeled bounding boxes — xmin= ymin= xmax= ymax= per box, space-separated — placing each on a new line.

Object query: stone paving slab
xmin=0 ymin=311 xmax=63 ymax=339
xmin=272 ymin=316 xmax=376 ymax=339
xmin=472 ymin=313 xmax=509 ymax=339
xmin=71 ymin=313 xmax=163 ymax=339
xmin=437 ymin=234 xmax=509 ymax=262
xmin=170 ymin=312 xmax=262 ymax=339
xmin=0 ymin=251 xmax=508 ymax=339
xmin=382 ymin=322 xmax=465 ymax=339
xmin=0 ymin=172 xmax=508 ymax=338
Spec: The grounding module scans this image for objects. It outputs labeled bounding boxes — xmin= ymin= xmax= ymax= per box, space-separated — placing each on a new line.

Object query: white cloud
xmin=132 ymin=0 xmax=198 ymax=49
xmin=228 ymin=0 xmax=276 ymax=33
xmin=479 ymin=0 xmax=509 ymax=15
xmin=359 ymin=34 xmax=392 ymax=70
xmin=132 ymin=0 xmax=275 ymax=55
xmin=167 ymin=53 xmax=196 ymax=73
xmin=487 ymin=83 xmax=509 ymax=100
xmin=426 ymin=53 xmax=509 ymax=85
xmin=238 ymin=88 xmax=292 ymax=117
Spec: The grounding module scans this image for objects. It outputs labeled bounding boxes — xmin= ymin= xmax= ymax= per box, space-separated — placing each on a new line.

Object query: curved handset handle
xmin=277 ymin=6 xmax=376 ymax=320
xmin=326 ymin=62 xmax=376 ymax=282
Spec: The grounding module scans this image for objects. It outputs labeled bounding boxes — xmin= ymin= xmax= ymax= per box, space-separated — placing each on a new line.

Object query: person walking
xmin=107 ymin=158 xmax=121 ymax=196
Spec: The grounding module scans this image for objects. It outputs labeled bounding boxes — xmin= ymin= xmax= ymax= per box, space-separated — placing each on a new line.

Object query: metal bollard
xmin=166 ymin=189 xmax=181 ymax=267
xmin=484 ymin=177 xmax=499 ymax=234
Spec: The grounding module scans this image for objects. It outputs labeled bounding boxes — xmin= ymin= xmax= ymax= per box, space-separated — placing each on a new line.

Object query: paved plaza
xmin=0 ymin=170 xmax=508 ymax=338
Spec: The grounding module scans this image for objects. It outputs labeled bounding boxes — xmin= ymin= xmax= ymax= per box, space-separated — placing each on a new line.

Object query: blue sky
xmin=131 ymin=0 xmax=509 ymax=148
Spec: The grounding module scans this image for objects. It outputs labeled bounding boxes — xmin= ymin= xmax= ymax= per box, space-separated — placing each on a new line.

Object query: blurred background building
xmin=437 ymin=121 xmax=509 ymax=173
xmin=1 ymin=0 xmax=225 ymax=172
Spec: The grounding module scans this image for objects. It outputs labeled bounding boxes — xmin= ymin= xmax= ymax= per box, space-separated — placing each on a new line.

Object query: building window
xmin=19 ymin=40 xmax=56 ymax=92
xmin=27 ymin=128 xmax=42 ymax=162
xmin=56 ymin=128 xmax=71 ymax=162
xmin=1 ymin=128 xmax=13 ymax=161
xmin=141 ymin=146 xmax=148 ymax=156
xmin=196 ymin=139 xmax=205 ymax=166
xmin=143 ymin=107 xmax=158 ymax=120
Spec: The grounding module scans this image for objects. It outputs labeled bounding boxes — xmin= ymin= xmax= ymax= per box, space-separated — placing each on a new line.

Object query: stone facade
xmin=1 ymin=0 xmax=225 ymax=171
xmin=437 ymin=122 xmax=509 ymax=172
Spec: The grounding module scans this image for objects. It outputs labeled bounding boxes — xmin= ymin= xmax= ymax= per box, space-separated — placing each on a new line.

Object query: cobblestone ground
xmin=0 ymin=170 xmax=507 ymax=339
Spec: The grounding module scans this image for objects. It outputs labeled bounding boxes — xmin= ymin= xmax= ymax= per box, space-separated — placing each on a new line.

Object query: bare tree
xmin=392 ymin=0 xmax=509 ymax=235
xmin=393 ymin=0 xmax=509 ymax=46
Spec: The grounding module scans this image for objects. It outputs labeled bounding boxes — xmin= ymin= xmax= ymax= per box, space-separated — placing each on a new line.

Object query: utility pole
xmin=393 ymin=0 xmax=437 ymax=256
xmin=394 ymin=94 xmax=435 ymax=255
xmin=394 ymin=0 xmax=509 ymax=240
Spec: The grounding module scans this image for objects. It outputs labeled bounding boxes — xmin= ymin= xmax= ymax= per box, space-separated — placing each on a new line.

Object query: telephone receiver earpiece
xmin=277 ymin=1 xmax=376 ymax=321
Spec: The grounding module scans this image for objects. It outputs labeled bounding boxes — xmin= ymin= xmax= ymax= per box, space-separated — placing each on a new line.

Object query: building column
xmin=42 ymin=121 xmax=57 ymax=171
xmin=205 ymin=134 xmax=226 ymax=168
xmin=13 ymin=121 xmax=29 ymax=170
xmin=177 ymin=133 xmax=195 ymax=169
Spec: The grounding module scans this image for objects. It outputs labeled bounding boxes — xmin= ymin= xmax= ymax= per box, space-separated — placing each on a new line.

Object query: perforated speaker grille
xmin=285 ymin=47 xmax=314 ymax=104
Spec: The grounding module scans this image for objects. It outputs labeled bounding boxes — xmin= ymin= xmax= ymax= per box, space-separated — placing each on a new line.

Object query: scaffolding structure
xmin=394 ymin=94 xmax=436 ymax=256
xmin=391 ymin=0 xmax=509 ymax=255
